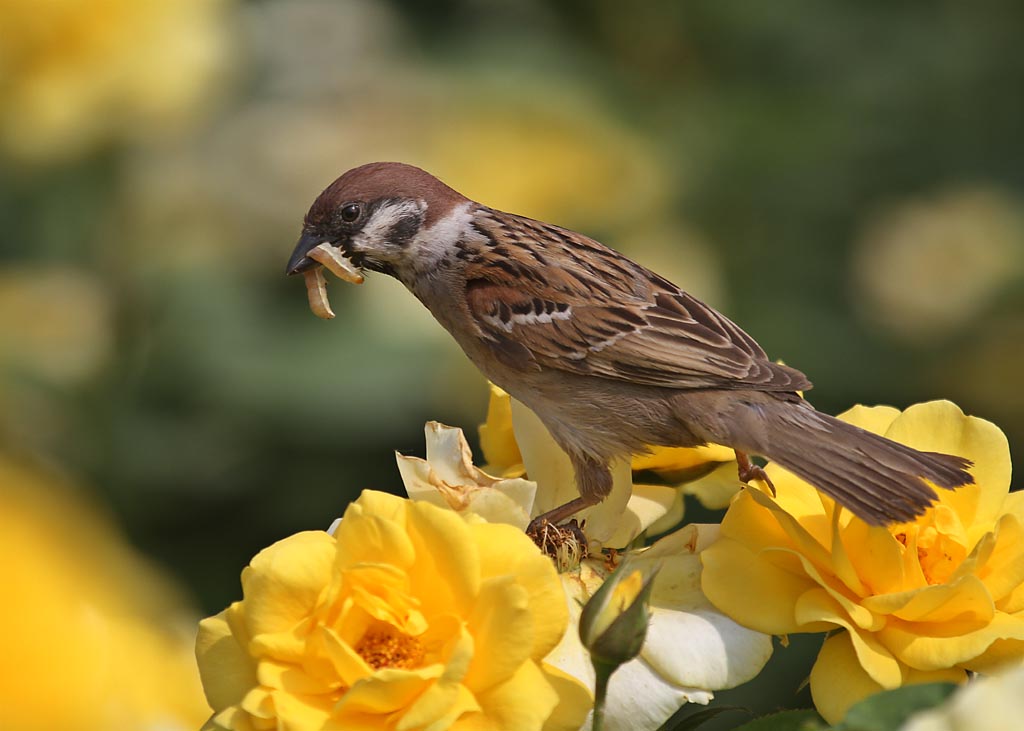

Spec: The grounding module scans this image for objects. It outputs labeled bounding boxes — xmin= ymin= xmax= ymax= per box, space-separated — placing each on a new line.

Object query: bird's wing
xmin=462 ymin=210 xmax=810 ymax=392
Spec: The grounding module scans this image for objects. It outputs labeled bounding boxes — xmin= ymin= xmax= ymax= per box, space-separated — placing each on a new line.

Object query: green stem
xmin=591 ymin=659 xmax=615 ymax=731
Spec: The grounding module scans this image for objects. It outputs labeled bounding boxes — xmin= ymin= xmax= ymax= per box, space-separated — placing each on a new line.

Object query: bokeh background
xmin=2 ymin=1 xmax=1022 ymax=728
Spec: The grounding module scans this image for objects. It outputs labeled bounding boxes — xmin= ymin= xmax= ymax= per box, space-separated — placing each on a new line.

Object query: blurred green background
xmin=1 ymin=0 xmax=1022 ymax=726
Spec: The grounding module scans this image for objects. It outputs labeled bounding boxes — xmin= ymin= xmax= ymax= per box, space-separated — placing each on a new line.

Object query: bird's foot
xmin=526 ymin=496 xmax=596 ymax=570
xmin=736 ymin=450 xmax=776 ymax=497
xmin=527 ymin=517 xmax=589 ymax=571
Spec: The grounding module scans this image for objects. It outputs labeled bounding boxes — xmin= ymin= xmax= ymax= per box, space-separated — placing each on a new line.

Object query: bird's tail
xmin=706 ymin=395 xmax=974 ymax=525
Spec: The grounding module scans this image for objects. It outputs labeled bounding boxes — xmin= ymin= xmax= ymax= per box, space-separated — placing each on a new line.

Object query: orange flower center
xmin=892 ymin=505 xmax=968 ymax=586
xmin=355 ymin=627 xmax=425 ymax=670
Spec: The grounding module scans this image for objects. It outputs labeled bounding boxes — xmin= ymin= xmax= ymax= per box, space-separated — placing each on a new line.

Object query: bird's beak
xmin=285 ymin=231 xmax=326 ymax=275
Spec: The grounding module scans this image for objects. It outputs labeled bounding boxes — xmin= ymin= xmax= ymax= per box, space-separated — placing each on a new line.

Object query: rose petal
xmin=884 ymin=401 xmax=1011 ymax=545
xmin=471 ymin=522 xmax=567 ymax=660
xmin=241 ymin=531 xmax=336 ymax=640
xmin=472 ymin=660 xmax=561 ymax=731
xmin=196 ymin=606 xmax=258 ymax=712
xmin=595 ymin=657 xmax=712 ymax=731
xmin=478 ymin=384 xmax=525 ymax=477
xmin=701 ymin=532 xmax=821 ymax=635
xmin=462 ymin=577 xmax=533 ymax=691
xmin=604 ymin=483 xmax=678 ymax=548
xmin=641 ymin=550 xmax=773 ymax=689
xmin=879 ymin=611 xmax=1024 ymax=671
xmin=810 ymin=632 xmax=965 ymax=726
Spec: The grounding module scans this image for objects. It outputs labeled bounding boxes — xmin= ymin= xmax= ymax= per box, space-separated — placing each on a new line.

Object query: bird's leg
xmin=528 ymin=496 xmax=600 ymax=530
xmin=736 ymin=450 xmax=776 ymax=496
xmin=526 ymin=453 xmax=611 ymax=554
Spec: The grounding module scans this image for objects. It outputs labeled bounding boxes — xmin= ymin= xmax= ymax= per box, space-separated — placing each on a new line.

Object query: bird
xmin=286 ymin=161 xmax=973 ymax=528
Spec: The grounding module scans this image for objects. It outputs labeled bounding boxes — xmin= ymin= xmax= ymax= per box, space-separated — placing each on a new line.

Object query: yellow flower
xmin=478 ymin=385 xmax=525 ymax=478
xmin=400 ymin=404 xmax=771 ymax=730
xmin=701 ymin=400 xmax=1024 ymax=724
xmin=0 ymin=0 xmax=229 ymax=163
xmin=0 ymin=457 xmax=208 ymax=731
xmin=196 ymin=490 xmax=591 ymax=731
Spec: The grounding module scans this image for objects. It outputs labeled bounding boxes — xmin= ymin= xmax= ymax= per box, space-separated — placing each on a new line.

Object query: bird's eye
xmin=340 ymin=204 xmax=361 ymax=223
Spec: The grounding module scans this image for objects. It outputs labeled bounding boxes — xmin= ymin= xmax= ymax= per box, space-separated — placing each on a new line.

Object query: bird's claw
xmin=736 ymin=450 xmax=777 ymax=496
xmin=527 ymin=518 xmax=589 ymax=571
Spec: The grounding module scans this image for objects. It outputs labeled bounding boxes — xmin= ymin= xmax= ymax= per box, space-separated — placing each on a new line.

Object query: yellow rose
xmin=196 ymin=490 xmax=591 ymax=731
xmin=701 ymin=401 xmax=1024 ymax=723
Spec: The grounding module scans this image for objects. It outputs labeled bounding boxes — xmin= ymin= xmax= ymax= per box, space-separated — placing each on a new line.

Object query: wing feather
xmin=463 ymin=210 xmax=811 ymax=392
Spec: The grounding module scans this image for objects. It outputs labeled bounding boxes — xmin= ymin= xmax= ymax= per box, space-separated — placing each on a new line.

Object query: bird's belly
xmin=474 ymin=361 xmax=708 ymax=461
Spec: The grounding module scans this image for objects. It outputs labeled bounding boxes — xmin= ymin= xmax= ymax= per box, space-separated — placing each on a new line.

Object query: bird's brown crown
xmin=307 ymin=162 xmax=467 ymax=228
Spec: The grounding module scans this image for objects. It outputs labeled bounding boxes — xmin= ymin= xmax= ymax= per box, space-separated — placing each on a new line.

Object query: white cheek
xmin=408 ymin=201 xmax=484 ymax=268
xmin=351 ymin=200 xmax=425 ymax=253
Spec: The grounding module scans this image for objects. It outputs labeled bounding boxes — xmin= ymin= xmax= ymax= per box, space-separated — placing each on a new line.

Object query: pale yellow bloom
xmin=196 ymin=490 xmax=591 ymax=731
xmin=900 ymin=666 xmax=1024 ymax=731
xmin=0 ymin=458 xmax=208 ymax=731
xmin=0 ymin=0 xmax=229 ymax=162
xmin=702 ymin=401 xmax=1024 ymax=723
xmin=547 ymin=526 xmax=773 ymax=731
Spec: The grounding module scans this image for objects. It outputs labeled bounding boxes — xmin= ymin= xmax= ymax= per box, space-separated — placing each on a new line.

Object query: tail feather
xmin=734 ymin=399 xmax=974 ymax=526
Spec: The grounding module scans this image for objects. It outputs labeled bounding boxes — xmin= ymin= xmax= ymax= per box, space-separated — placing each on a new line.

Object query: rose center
xmin=355 ymin=628 xmax=425 ymax=670
xmin=893 ymin=526 xmax=967 ymax=586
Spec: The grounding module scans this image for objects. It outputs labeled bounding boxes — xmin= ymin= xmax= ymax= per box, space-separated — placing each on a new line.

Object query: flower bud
xmin=579 ymin=559 xmax=658 ymax=668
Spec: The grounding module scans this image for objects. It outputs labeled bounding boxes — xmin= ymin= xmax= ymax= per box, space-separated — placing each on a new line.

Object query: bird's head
xmin=285 ymin=162 xmax=467 ymax=280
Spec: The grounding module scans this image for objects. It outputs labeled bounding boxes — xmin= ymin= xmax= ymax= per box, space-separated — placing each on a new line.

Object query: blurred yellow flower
xmin=0 ymin=457 xmax=208 ymax=731
xmin=0 ymin=0 xmax=229 ymax=162
xmin=702 ymin=401 xmax=1024 ymax=724
xmin=196 ymin=490 xmax=591 ymax=731
xmin=0 ymin=266 xmax=113 ymax=385
xmin=899 ymin=666 xmax=1024 ymax=731
xmin=852 ymin=187 xmax=1024 ymax=344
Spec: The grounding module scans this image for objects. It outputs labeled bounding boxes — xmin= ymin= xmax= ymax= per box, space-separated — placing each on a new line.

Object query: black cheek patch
xmin=386 ymin=213 xmax=423 ymax=248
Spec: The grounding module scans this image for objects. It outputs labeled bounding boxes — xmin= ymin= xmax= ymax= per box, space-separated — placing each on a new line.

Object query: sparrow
xmin=286 ymin=162 xmax=973 ymax=527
